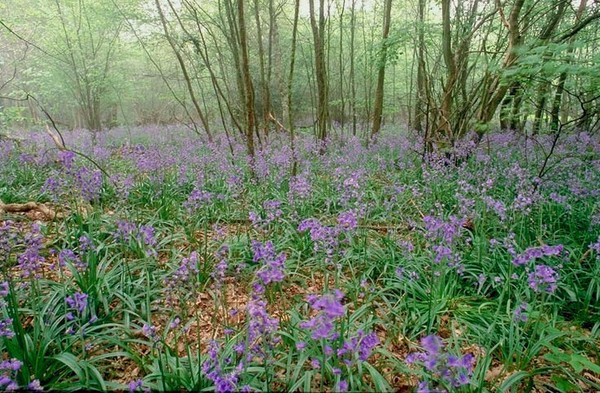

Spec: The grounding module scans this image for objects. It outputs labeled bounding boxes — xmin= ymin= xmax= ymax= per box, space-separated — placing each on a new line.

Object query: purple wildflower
xmin=28 ymin=380 xmax=43 ymax=392
xmin=590 ymin=236 xmax=600 ymax=257
xmin=296 ymin=341 xmax=306 ymax=351
xmin=252 ymin=241 xmax=286 ymax=285
xmin=299 ymin=290 xmax=345 ymax=340
xmin=336 ymin=380 xmax=349 ymax=392
xmin=513 ymin=303 xmax=528 ymax=322
xmin=288 ymin=175 xmax=311 ymax=203
xmin=58 ymin=249 xmax=87 ymax=271
xmin=0 ymin=359 xmax=22 ymax=391
xmin=0 ymin=282 xmax=9 ymax=298
xmin=202 ymin=340 xmax=241 ymax=393
xmin=528 ymin=265 xmax=559 ymax=293
xmin=212 ymin=245 xmax=229 ymax=289
xmin=512 ymin=244 xmax=563 ymax=266
xmin=142 ymin=323 xmax=159 ymax=342
xmin=0 ymin=318 xmax=14 ymax=338
xmin=66 ymin=291 xmax=88 ymax=315
xmin=17 ymin=223 xmax=45 ymax=279
xmin=74 ymin=167 xmax=103 ymax=202
xmin=337 ymin=210 xmax=358 ymax=231
xmin=128 ymin=379 xmax=143 ymax=393
xmin=79 ymin=235 xmax=94 ymax=252
xmin=407 ymin=334 xmax=475 ymax=389
xmin=164 ymin=251 xmax=200 ymax=305
xmin=184 ymin=187 xmax=215 ymax=214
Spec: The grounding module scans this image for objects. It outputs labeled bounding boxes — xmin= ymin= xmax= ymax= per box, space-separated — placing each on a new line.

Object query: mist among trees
xmin=1 ymin=0 xmax=598 ymax=145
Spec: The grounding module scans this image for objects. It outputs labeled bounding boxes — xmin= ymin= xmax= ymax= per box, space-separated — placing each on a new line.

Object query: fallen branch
xmin=0 ymin=199 xmax=56 ymax=220
xmin=268 ymin=112 xmax=289 ymax=133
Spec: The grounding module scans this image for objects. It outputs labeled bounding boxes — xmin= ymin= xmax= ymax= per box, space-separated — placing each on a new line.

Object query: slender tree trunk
xmin=155 ymin=0 xmax=213 ymax=141
xmin=238 ymin=0 xmax=256 ymax=160
xmin=253 ymin=0 xmax=271 ymax=138
xmin=552 ymin=0 xmax=587 ymax=132
xmin=413 ymin=0 xmax=427 ymax=133
xmin=288 ymin=0 xmax=300 ymax=175
xmin=309 ymin=0 xmax=329 ymax=148
xmin=371 ymin=0 xmax=392 ymax=138
xmin=349 ymin=0 xmax=357 ymax=136
xmin=338 ymin=0 xmax=346 ymax=132
xmin=287 ymin=0 xmax=300 ymax=132
xmin=532 ymin=0 xmax=568 ymax=134
xmin=272 ymin=4 xmax=287 ymax=124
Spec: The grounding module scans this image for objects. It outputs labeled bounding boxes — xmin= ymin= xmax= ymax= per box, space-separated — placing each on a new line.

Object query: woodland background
xmin=1 ymin=0 xmax=599 ymax=148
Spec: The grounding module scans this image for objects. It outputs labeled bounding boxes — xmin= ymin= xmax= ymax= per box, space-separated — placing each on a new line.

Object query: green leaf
xmin=53 ymin=353 xmax=84 ymax=380
xmin=551 ymin=376 xmax=579 ymax=392
xmin=570 ymin=354 xmax=600 ymax=374
xmin=499 ymin=371 xmax=530 ymax=391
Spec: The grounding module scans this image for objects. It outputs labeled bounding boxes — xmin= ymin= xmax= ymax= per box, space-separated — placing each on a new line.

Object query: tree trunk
xmin=349 ymin=0 xmax=357 ymax=136
xmin=476 ymin=0 xmax=526 ymax=132
xmin=253 ymin=0 xmax=271 ymax=138
xmin=288 ymin=0 xmax=300 ymax=175
xmin=371 ymin=0 xmax=392 ymax=138
xmin=238 ymin=0 xmax=256 ymax=159
xmin=439 ymin=0 xmax=457 ymax=144
xmin=155 ymin=0 xmax=213 ymax=142
xmin=413 ymin=0 xmax=427 ymax=134
xmin=309 ymin=0 xmax=329 ymax=147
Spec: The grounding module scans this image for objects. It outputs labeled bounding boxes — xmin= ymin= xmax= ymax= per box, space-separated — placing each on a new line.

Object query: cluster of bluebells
xmin=287 ymin=174 xmax=311 ymax=205
xmin=513 ymin=302 xmax=528 ymax=322
xmin=183 ymin=187 xmax=224 ymax=214
xmin=57 ymin=249 xmax=87 ymax=272
xmin=299 ymin=290 xmax=346 ymax=341
xmin=0 ymin=282 xmax=14 ymax=338
xmin=336 ymin=329 xmax=379 ymax=367
xmin=0 ymin=221 xmax=20 ymax=265
xmin=127 ymin=379 xmax=149 ymax=393
xmin=164 ymin=251 xmax=200 ymax=306
xmin=142 ymin=323 xmax=160 ymax=343
xmin=296 ymin=290 xmax=379 ymax=392
xmin=16 ymin=223 xmax=46 ymax=280
xmin=238 ymin=241 xmax=285 ymax=363
xmin=211 ymin=245 xmax=229 ymax=290
xmin=202 ymin=340 xmax=245 ymax=393
xmin=249 ymin=200 xmax=283 ymax=229
xmin=202 ymin=241 xmax=285 ymax=392
xmin=78 ymin=235 xmax=95 ymax=253
xmin=242 ymin=286 xmax=281 ymax=363
xmin=527 ymin=265 xmax=559 ymax=294
xmin=588 ymin=236 xmax=600 ymax=259
xmin=510 ymin=244 xmax=563 ymax=294
xmin=65 ymin=291 xmax=96 ymax=336
xmin=0 ymin=359 xmax=44 ymax=391
xmin=406 ymin=335 xmax=475 ymax=391
xmin=422 ymin=215 xmax=465 ymax=273
xmin=298 ymin=210 xmax=358 ymax=263
xmin=73 ymin=167 xmax=103 ymax=202
xmin=43 ymin=150 xmax=102 ymax=202
xmin=110 ymin=173 xmax=135 ymax=200
xmin=512 ymin=244 xmax=563 ymax=266
xmin=113 ymin=220 xmax=157 ymax=257
xmin=482 ymin=196 xmax=507 ymax=221
xmin=251 ymin=241 xmax=286 ymax=285
xmin=337 ymin=170 xmax=366 ymax=208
